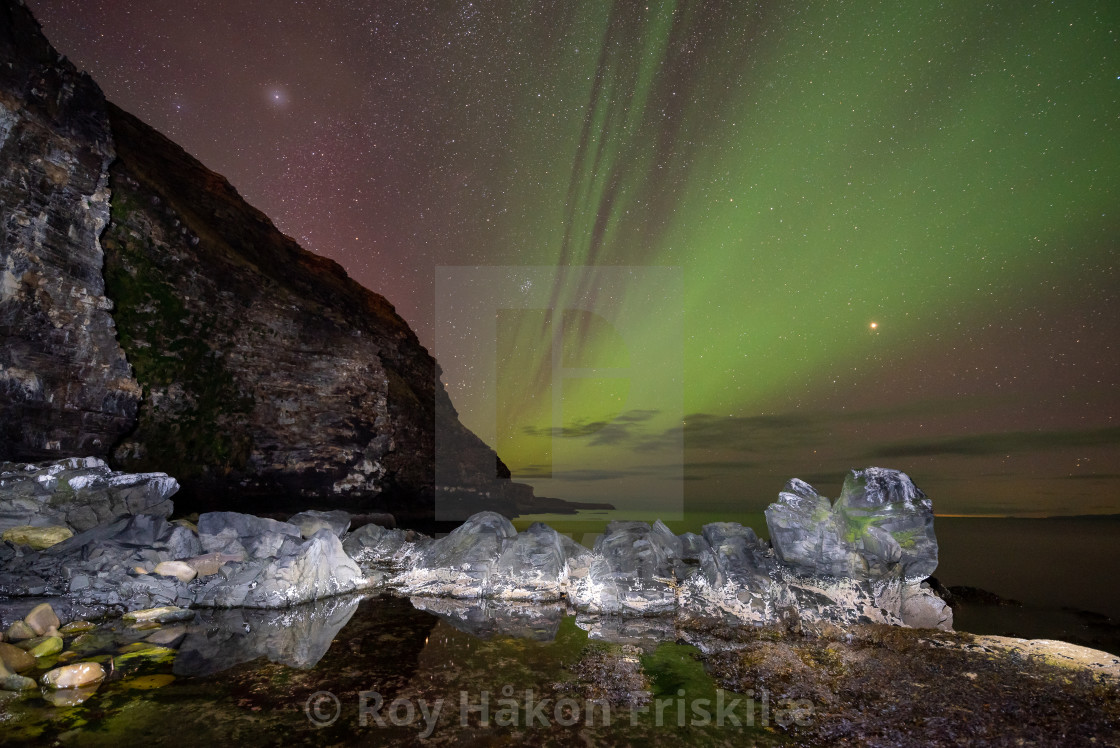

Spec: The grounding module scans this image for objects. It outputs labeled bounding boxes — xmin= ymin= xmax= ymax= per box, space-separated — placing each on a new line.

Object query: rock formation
xmin=0 ymin=457 xmax=177 ymax=534
xmin=0 ymin=0 xmax=535 ymax=522
xmin=0 ymin=460 xmax=949 ymax=631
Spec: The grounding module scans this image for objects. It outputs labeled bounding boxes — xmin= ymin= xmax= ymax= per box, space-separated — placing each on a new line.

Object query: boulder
xmin=569 ymin=520 xmax=683 ymax=615
xmin=834 ymin=467 xmax=938 ymax=581
xmin=682 ymin=523 xmax=784 ymax=624
xmin=342 ymin=523 xmax=426 ymax=571
xmin=900 ymin=582 xmax=954 ymax=631
xmin=766 ymin=468 xmax=939 ymax=582
xmin=197 ymin=512 xmax=302 ymax=559
xmin=287 ymin=510 xmax=351 ymax=539
xmin=395 ymin=512 xmax=516 ymax=598
xmin=193 ymin=529 xmax=366 ymax=608
xmin=488 ymin=522 xmax=593 ymax=602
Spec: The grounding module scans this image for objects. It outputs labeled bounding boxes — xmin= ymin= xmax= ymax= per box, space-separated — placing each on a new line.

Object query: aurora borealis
xmin=27 ymin=0 xmax=1120 ymax=516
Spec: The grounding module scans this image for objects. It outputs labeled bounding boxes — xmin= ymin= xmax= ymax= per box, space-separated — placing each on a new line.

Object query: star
xmin=266 ymin=86 xmax=290 ymax=109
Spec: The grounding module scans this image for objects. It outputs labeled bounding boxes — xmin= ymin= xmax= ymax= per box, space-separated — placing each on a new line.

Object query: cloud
xmin=520 ymin=409 xmax=663 ymax=447
xmin=873 ymin=426 xmax=1120 ymax=458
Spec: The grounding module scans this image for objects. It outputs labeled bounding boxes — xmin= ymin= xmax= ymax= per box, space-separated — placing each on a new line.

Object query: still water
xmin=1 ymin=515 xmax=1117 ymax=745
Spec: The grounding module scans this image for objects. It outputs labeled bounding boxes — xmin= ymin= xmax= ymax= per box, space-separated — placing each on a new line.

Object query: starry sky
xmin=28 ymin=0 xmax=1120 ymax=516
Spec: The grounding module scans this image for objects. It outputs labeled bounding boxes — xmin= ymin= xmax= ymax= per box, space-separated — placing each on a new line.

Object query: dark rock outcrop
xmin=0 ymin=0 xmax=535 ymax=522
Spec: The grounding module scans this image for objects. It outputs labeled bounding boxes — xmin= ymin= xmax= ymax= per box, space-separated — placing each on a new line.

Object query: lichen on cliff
xmin=102 ymin=168 xmax=253 ymax=480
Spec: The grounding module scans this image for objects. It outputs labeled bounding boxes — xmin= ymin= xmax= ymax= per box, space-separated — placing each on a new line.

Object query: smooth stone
xmin=25 ymin=602 xmax=61 ymax=636
xmin=185 ymin=551 xmax=244 ymax=577
xmin=0 ymin=642 xmax=36 ymax=673
xmin=5 ymin=621 xmax=35 ymax=642
xmin=153 ymin=560 xmax=197 ymax=582
xmin=41 ymin=662 xmax=106 ymax=689
xmin=123 ymin=606 xmax=191 ymax=623
xmin=144 ymin=626 xmax=187 ymax=646
xmin=1 ymin=674 xmax=36 ymax=691
xmin=58 ymin=621 xmax=97 ymax=635
xmin=1 ymin=525 xmax=73 ymax=550
xmin=27 ymin=636 xmax=63 ymax=658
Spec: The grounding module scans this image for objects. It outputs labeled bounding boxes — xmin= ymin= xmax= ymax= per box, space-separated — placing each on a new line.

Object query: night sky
xmin=27 ymin=0 xmax=1120 ymax=516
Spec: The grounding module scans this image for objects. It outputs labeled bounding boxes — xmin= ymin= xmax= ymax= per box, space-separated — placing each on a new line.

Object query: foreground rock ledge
xmin=1 ymin=461 xmax=950 ymax=631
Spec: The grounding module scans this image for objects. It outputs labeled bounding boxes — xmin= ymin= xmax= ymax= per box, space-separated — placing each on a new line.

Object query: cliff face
xmin=0 ymin=0 xmax=530 ymax=521
xmin=0 ymin=1 xmax=141 ymax=458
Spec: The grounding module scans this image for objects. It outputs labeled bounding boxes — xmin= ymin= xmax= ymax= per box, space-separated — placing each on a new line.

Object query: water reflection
xmin=173 ymin=595 xmax=361 ymax=676
xmin=169 ymin=594 xmax=682 ymax=678
xmin=408 ymin=596 xmax=565 ymax=641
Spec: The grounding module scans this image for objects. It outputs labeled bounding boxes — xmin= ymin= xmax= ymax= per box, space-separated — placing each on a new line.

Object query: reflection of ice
xmin=408 ymin=596 xmax=565 ymax=642
xmin=575 ymin=614 xmax=675 ymax=651
xmin=173 ymin=594 xmax=362 ymax=676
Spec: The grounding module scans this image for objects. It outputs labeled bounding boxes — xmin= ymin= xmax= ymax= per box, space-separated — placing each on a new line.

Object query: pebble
xmin=41 ymin=662 xmax=106 ymax=689
xmin=0 ymin=525 xmax=73 ymax=550
xmin=0 ymin=642 xmax=36 ymax=673
xmin=25 ymin=602 xmax=61 ymax=636
xmin=26 ymin=636 xmax=63 ymax=658
xmin=4 ymin=620 xmax=35 ymax=642
xmin=0 ymin=674 xmax=36 ymax=691
xmin=153 ymin=560 xmax=197 ymax=582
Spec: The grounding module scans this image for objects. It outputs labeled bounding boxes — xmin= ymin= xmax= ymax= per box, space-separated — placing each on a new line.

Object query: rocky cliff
xmin=0 ymin=0 xmax=532 ymax=522
xmin=0 ymin=1 xmax=140 ymax=458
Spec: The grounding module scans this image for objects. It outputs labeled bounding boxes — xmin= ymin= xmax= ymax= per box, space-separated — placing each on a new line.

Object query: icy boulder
xmin=394 ymin=511 xmax=517 ymax=598
xmin=765 ymin=468 xmax=939 ymax=582
xmin=569 ymin=520 xmax=685 ymax=615
xmin=834 ymin=467 xmax=938 ymax=581
xmin=489 ymin=522 xmax=593 ymax=602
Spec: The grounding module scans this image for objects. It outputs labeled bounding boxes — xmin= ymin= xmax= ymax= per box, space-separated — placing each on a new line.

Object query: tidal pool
xmin=0 ymin=595 xmax=793 ymax=746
